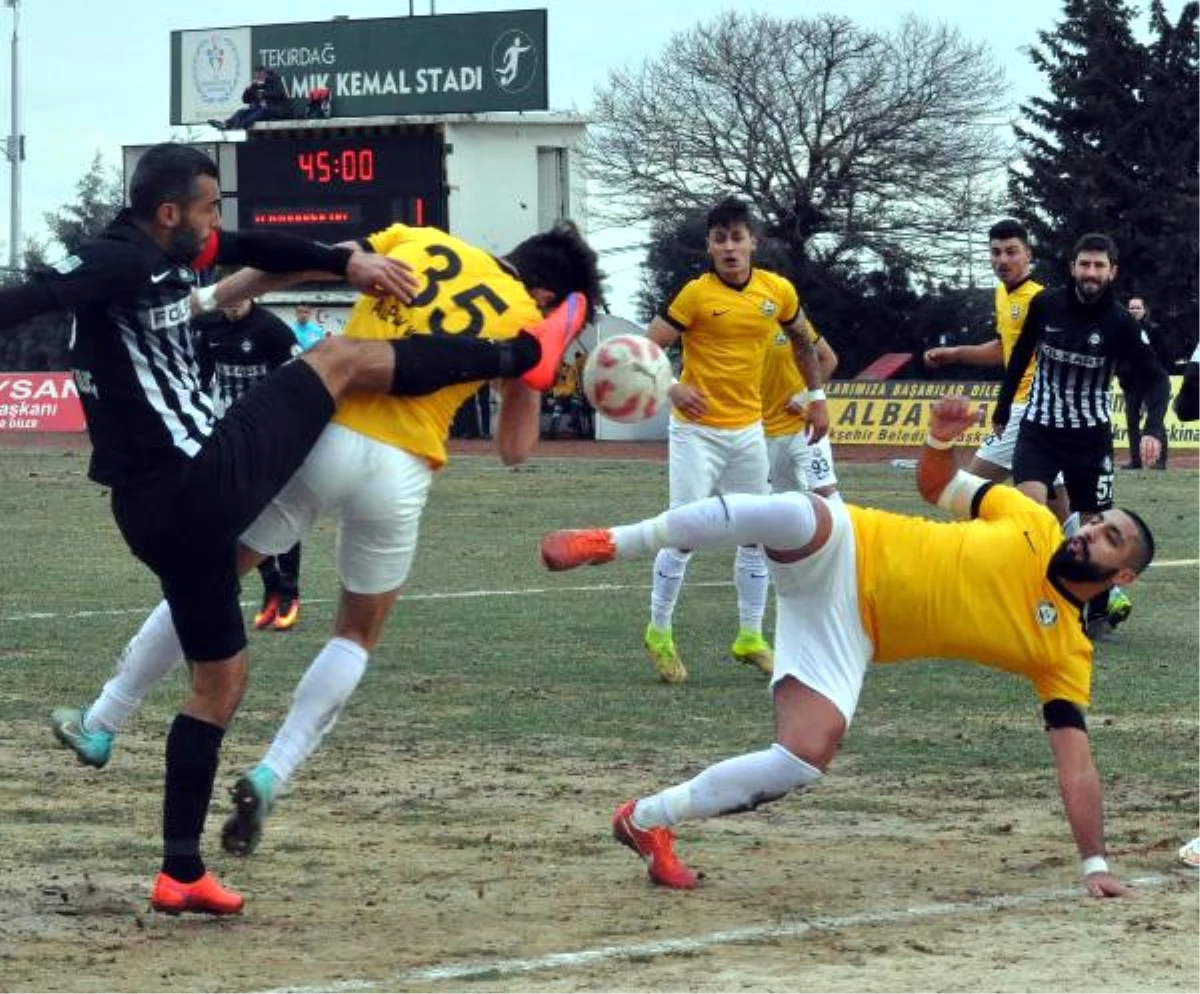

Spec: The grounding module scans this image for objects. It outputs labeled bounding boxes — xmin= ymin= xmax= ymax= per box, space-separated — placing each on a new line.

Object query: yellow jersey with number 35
xmin=665 ymin=269 xmax=800 ymax=429
xmin=849 ymin=484 xmax=1093 ymax=707
xmin=332 ymin=224 xmax=542 ymax=468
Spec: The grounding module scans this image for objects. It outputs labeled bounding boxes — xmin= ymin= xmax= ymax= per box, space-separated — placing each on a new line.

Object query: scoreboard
xmin=235 ymin=132 xmax=447 ymax=242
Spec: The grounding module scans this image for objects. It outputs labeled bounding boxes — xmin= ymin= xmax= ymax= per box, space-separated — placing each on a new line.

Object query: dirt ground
xmin=1 ymin=434 xmax=1196 ymax=993
xmin=1 ymin=733 xmax=1197 ymax=994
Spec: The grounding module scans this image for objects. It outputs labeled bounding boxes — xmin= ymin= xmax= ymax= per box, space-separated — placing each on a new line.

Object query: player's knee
xmin=768 ymin=742 xmax=824 ymax=792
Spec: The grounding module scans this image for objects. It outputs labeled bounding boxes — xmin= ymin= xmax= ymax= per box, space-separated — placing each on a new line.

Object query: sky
xmin=0 ymin=0 xmax=1180 ymax=315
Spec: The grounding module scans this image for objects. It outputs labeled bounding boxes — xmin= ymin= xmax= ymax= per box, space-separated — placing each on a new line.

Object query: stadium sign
xmin=171 ymin=10 xmax=548 ymax=124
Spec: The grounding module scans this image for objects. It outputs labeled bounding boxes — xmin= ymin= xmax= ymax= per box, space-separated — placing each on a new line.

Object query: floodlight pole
xmin=4 ymin=0 xmax=21 ymax=273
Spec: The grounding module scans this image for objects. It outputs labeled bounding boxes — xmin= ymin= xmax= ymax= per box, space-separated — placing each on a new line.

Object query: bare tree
xmin=585 ymin=11 xmax=1012 ymax=286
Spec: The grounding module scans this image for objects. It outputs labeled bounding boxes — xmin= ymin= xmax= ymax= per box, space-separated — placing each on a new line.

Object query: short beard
xmin=1048 ymin=541 xmax=1120 ymax=584
xmin=165 ymin=227 xmax=203 ymax=265
xmin=1074 ymin=278 xmax=1109 ymax=304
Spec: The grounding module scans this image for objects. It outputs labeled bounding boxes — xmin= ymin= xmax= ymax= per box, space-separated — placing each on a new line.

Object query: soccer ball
xmin=582 ymin=335 xmax=672 ymax=423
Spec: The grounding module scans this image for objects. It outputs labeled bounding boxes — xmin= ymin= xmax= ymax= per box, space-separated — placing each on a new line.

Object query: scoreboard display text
xmin=236 ymin=134 xmax=446 ymax=242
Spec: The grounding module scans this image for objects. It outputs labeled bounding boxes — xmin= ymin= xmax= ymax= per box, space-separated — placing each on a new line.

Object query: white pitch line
xmin=0 ymin=579 xmax=733 ymax=624
xmin=2 ymin=560 xmax=1197 ymax=624
xmin=261 ymin=874 xmax=1175 ymax=993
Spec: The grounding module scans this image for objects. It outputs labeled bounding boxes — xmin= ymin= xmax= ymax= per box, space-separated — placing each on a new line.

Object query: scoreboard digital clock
xmin=235 ymin=133 xmax=446 ymax=243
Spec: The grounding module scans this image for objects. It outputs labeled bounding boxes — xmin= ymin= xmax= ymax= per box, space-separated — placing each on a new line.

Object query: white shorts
xmin=975 ymin=401 xmax=1027 ymax=472
xmin=767 ymin=432 xmax=838 ymax=492
xmin=241 ymin=423 xmax=432 ymax=595
xmin=767 ymin=498 xmax=873 ymax=724
xmin=668 ymin=419 xmax=769 ymax=508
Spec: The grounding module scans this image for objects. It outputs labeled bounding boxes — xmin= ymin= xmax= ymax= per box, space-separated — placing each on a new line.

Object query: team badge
xmin=1088 ymin=332 xmax=1102 ymax=348
xmin=240 ymin=338 xmax=253 ymax=354
xmin=1036 ymin=601 xmax=1058 ymax=627
xmin=760 ymin=300 xmax=778 ymax=317
xmin=1010 ymin=303 xmax=1021 ymax=320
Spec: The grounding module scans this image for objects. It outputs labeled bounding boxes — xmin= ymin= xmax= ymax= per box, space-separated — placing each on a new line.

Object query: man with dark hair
xmin=640 ymin=196 xmax=828 ymax=683
xmin=43 ymin=207 xmax=600 ymax=903
xmin=209 ymin=65 xmax=292 ymax=131
xmin=994 ymin=233 xmax=1168 ymax=641
xmin=541 ymin=396 xmax=1155 ymax=899
xmin=1 ymin=141 xmax=588 ymax=916
xmin=924 ymin=219 xmax=1057 ymax=497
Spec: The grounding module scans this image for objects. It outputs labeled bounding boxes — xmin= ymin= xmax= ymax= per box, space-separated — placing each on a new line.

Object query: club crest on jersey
xmin=759 ymin=300 xmax=778 ymax=317
xmin=1087 ymin=331 xmax=1102 ymax=349
xmin=1035 ymin=601 xmax=1058 ymax=626
xmin=774 ymin=331 xmax=789 ymax=346
xmin=1010 ymin=303 xmax=1022 ymax=320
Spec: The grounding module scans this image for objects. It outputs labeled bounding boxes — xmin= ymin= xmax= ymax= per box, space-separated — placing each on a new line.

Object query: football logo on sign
xmin=1035 ymin=601 xmax=1058 ymax=627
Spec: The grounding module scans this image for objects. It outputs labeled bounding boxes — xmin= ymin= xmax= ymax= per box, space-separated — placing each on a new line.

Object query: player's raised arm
xmin=916 ymin=396 xmax=983 ymax=510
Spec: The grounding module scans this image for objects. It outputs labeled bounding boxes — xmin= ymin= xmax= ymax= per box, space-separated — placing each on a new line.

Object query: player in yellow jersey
xmin=50 ymin=221 xmax=602 ymax=883
xmin=541 ymin=396 xmax=1155 ymax=898
xmin=762 ymin=319 xmax=840 ymax=497
xmin=642 ymin=197 xmax=828 ymax=683
xmin=924 ymin=219 xmax=1047 ymax=488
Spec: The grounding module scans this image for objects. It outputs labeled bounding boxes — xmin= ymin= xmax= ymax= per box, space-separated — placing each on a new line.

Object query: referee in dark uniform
xmin=0 ymin=143 xmax=583 ymax=915
xmin=993 ymin=232 xmax=1168 ymax=640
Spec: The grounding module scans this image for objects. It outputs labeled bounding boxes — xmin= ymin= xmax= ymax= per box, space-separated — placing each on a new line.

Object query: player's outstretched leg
xmin=612 ymin=799 xmax=698 ymax=889
xmin=520 ymin=292 xmax=588 ymax=392
xmin=221 ymin=767 xmax=277 ymax=857
xmin=49 ymin=706 xmax=115 ymax=768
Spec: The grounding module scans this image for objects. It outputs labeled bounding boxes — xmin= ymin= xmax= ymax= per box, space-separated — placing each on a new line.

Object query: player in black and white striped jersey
xmin=1 ymin=142 xmax=588 ymax=916
xmin=993 ymin=233 xmax=1169 ymax=640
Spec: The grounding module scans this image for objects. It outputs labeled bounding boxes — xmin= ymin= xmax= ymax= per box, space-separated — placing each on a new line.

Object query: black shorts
xmin=112 ymin=360 xmax=335 ymax=662
xmin=1012 ymin=420 xmax=1115 ymax=514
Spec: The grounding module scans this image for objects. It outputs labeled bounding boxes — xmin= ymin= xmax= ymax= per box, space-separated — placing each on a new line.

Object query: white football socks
xmin=86 ymin=599 xmax=185 ymax=735
xmin=634 ymin=743 xmax=822 ymax=827
xmin=648 ymin=547 xmax=690 ymax=630
xmin=259 ymin=637 xmax=369 ymax=787
xmin=734 ymin=544 xmax=769 ymax=632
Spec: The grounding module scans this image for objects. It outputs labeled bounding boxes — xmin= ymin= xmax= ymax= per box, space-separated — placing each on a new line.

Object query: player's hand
xmin=805 ymin=398 xmax=829 ymax=443
xmin=1139 ymin=435 xmax=1162 ymax=468
xmin=345 ymin=252 xmax=419 ymax=303
xmin=928 ymin=395 xmax=975 ymax=443
xmin=668 ymin=382 xmax=708 ymax=419
xmin=1084 ymin=871 xmax=1133 ymax=899
xmin=924 ymin=346 xmax=953 ymax=368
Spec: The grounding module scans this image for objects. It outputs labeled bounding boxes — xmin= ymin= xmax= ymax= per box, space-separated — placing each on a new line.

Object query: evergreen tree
xmin=1010 ymin=0 xmax=1198 ymax=359
xmin=1010 ymin=0 xmax=1143 ymax=267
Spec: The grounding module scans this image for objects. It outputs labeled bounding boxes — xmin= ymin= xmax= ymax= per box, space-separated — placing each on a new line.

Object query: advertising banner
xmin=0 ymin=373 xmax=86 ymax=432
xmin=825 ymin=379 xmax=1197 ymax=449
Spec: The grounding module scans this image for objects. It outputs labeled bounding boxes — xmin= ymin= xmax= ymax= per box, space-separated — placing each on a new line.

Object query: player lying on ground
xmin=540 ymin=396 xmax=1154 ymax=898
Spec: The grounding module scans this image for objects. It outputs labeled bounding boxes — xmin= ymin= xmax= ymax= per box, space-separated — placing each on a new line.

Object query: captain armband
xmin=935 ymin=469 xmax=989 ymax=520
xmin=1042 ymin=698 xmax=1088 ymax=732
